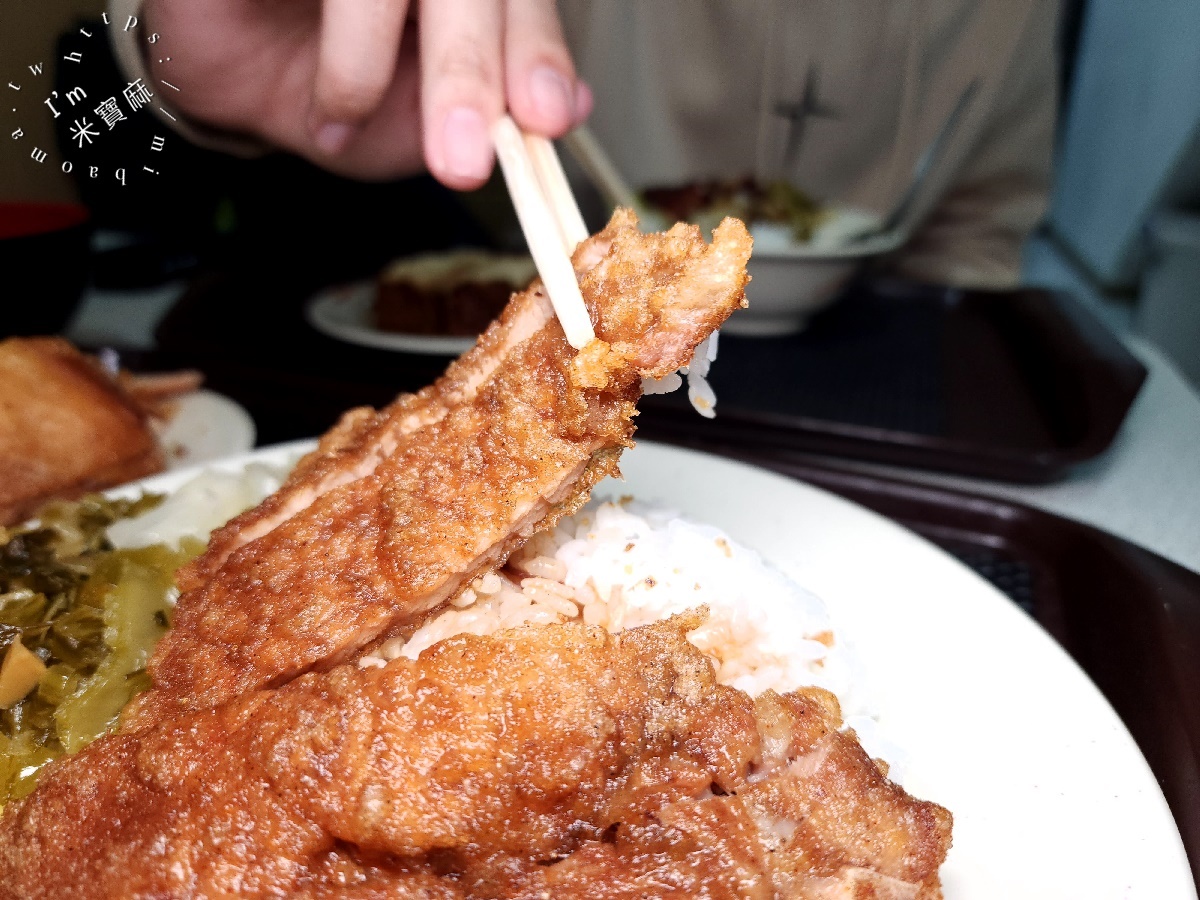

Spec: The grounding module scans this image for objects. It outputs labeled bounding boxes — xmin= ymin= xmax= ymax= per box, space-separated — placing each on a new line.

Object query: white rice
xmin=643 ymin=332 xmax=720 ymax=419
xmin=379 ymin=497 xmax=866 ymax=716
xmin=106 ymin=462 xmax=290 ymax=551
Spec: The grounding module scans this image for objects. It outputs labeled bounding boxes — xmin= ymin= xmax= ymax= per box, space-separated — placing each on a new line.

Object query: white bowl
xmin=727 ymin=226 xmax=905 ymax=336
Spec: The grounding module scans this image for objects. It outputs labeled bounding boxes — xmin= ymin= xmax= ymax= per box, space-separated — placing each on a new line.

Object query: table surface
xmin=66 ymin=279 xmax=1200 ymax=577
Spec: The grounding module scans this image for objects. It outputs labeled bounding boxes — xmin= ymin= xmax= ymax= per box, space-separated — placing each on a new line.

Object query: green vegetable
xmin=53 ymin=545 xmax=198 ymax=753
xmin=0 ymin=494 xmax=200 ymax=805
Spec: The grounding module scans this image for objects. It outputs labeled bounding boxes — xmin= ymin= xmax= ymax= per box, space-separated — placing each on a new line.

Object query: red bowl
xmin=0 ymin=202 xmax=92 ymax=337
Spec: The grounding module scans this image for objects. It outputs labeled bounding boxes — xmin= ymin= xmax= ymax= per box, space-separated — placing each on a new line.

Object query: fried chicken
xmin=0 ymin=615 xmax=951 ymax=899
xmin=0 ymin=337 xmax=164 ymax=526
xmin=123 ymin=211 xmax=753 ymax=729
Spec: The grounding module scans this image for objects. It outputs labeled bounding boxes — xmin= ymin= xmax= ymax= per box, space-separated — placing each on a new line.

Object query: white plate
xmin=154 ymin=390 xmax=256 ymax=470
xmin=306 ymin=282 xmax=476 ymax=356
xmin=120 ymin=440 xmax=1195 ymax=900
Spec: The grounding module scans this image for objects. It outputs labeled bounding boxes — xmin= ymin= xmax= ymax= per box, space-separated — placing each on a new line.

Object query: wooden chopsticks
xmin=561 ymin=125 xmax=640 ymax=213
xmin=491 ymin=115 xmax=596 ymax=350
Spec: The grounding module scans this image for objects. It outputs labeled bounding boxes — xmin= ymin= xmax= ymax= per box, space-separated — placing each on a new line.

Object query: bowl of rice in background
xmin=737 ymin=224 xmax=904 ymax=336
xmin=0 ymin=440 xmax=1193 ymax=898
xmin=643 ymin=180 xmax=901 ymax=336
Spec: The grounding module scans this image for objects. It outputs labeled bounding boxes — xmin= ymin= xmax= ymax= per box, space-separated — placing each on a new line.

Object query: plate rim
xmin=305 ymin=282 xmax=478 ymax=356
xmin=750 ymin=227 xmax=907 ymax=260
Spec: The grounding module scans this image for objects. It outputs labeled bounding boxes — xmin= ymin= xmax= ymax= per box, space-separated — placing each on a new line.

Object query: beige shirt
xmin=111 ymin=0 xmax=1058 ymax=288
xmin=558 ymin=0 xmax=1060 ymax=288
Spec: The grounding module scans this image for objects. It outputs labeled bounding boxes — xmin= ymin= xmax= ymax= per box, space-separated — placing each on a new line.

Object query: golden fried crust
xmin=177 ymin=282 xmax=561 ymax=594
xmin=126 ymin=321 xmax=640 ymax=728
xmin=0 ymin=618 xmax=949 ymax=900
xmin=183 ymin=212 xmax=750 ymax=589
xmin=0 ymin=337 xmax=163 ymax=526
xmin=583 ymin=213 xmax=754 ymax=379
xmin=0 ymin=218 xmax=954 ymax=899
xmin=124 ymin=213 xmax=752 ymax=729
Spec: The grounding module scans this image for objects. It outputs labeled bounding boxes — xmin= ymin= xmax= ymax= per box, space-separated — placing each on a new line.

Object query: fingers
xmin=306 ymin=41 xmax=426 ymax=181
xmin=308 ymin=0 xmax=588 ymax=185
xmin=420 ymin=0 xmax=505 ymax=190
xmin=573 ymin=80 xmax=594 ymax=126
xmin=313 ymin=0 xmax=411 ymax=153
xmin=504 ymin=0 xmax=583 ymax=136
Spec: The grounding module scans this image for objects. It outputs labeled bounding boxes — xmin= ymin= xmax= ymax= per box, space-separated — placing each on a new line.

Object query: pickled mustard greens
xmin=0 ymin=494 xmax=202 ymax=804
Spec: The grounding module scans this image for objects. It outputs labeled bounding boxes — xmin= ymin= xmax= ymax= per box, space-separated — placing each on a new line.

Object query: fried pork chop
xmin=0 ymin=615 xmax=951 ymax=899
xmin=121 ymin=211 xmax=752 ymax=730
xmin=0 ymin=337 xmax=164 ymax=527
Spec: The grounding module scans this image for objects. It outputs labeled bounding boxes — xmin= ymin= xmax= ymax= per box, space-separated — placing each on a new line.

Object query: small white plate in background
xmin=306 ymin=283 xmax=476 ymax=356
xmin=155 ymin=389 xmax=256 ymax=470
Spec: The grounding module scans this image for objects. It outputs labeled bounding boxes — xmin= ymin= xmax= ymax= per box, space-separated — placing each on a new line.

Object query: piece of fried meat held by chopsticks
xmin=121 ymin=211 xmax=752 ymax=730
xmin=0 ymin=615 xmax=950 ymax=900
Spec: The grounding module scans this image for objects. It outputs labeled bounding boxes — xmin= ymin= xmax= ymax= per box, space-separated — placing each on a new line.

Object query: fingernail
xmin=441 ymin=106 xmax=490 ymax=180
xmin=530 ymin=65 xmax=573 ymax=123
xmin=315 ymin=121 xmax=354 ymax=155
xmin=573 ymin=80 xmax=594 ymax=125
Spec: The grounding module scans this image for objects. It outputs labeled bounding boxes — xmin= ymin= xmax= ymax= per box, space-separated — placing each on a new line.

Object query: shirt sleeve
xmin=106 ymin=0 xmax=267 ymax=157
xmin=888 ymin=1 xmax=1059 ymax=289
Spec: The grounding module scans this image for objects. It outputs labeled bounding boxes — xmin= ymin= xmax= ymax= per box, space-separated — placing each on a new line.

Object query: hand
xmin=142 ymin=0 xmax=592 ymax=187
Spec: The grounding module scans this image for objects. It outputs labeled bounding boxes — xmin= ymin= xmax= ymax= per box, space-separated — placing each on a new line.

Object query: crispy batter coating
xmin=123 ymin=212 xmax=752 ymax=729
xmin=0 ymin=337 xmax=163 ymax=526
xmin=0 ymin=617 xmax=950 ymax=899
xmin=0 ymin=214 xmax=955 ymax=898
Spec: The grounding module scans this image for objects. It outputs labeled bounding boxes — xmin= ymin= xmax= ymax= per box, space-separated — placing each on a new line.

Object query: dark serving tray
xmin=639 ymin=280 xmax=1147 ymax=483
xmin=150 ymin=273 xmax=1145 ymax=483
xmin=708 ymin=448 xmax=1200 ymax=886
